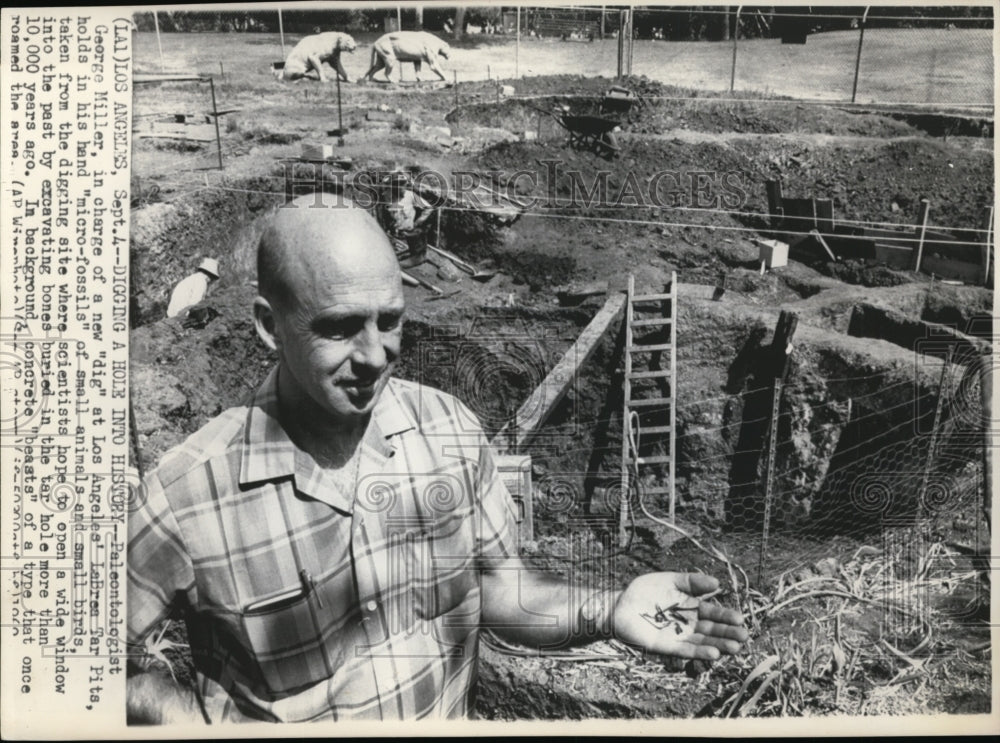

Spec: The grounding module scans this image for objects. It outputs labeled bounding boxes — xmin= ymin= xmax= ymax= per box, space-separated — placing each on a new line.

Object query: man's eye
xmin=378 ymin=314 xmax=403 ymax=332
xmin=316 ymin=319 xmax=363 ymax=338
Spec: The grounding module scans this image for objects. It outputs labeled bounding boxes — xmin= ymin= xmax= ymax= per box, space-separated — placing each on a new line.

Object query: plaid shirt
xmin=128 ymin=368 xmax=519 ymax=722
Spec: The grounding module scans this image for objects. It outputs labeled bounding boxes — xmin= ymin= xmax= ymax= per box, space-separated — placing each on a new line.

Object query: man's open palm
xmin=612 ymin=573 xmax=749 ymax=660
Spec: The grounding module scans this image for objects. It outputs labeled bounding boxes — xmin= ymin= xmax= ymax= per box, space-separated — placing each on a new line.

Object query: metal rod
xmin=851 ymin=8 xmax=870 ymax=104
xmin=981 ymin=206 xmax=994 ymax=286
xmin=669 ymin=271 xmax=677 ymax=524
xmin=209 ymin=76 xmax=223 ymax=170
xmin=757 ymin=377 xmax=783 ymax=585
xmin=911 ymin=198 xmax=931 ymax=272
xmin=730 ymin=6 xmax=742 ymax=93
xmin=453 ymin=69 xmax=458 ymax=108
xmin=154 ymin=11 xmax=164 ymax=71
xmin=278 ymin=8 xmax=286 ymax=57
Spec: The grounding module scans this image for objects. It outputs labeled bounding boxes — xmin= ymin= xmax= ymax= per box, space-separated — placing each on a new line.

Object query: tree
xmin=415 ymin=6 xmax=423 ymax=30
xmin=454 ymin=7 xmax=465 ymax=40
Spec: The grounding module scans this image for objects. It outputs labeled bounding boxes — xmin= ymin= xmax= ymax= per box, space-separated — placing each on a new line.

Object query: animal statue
xmin=361 ymin=31 xmax=450 ymax=83
xmin=278 ymin=31 xmax=357 ymax=82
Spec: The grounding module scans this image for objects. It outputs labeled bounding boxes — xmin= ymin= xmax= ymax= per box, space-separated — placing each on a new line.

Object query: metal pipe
xmin=278 ymin=8 xmax=286 ymax=58
xmin=730 ymin=6 xmax=742 ymax=93
xmin=154 ymin=11 xmax=164 ymax=71
xmin=851 ymin=7 xmax=870 ymax=104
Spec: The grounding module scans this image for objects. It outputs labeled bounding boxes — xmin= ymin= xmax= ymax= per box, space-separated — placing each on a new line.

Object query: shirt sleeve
xmin=127 ymin=472 xmax=196 ymax=646
xmin=166 ymin=274 xmax=207 ymax=318
xmin=473 ymin=434 xmax=521 ymax=569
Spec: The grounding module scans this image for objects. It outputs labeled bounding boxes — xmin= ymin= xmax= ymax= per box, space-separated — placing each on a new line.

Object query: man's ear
xmin=253 ymin=297 xmax=279 ymax=352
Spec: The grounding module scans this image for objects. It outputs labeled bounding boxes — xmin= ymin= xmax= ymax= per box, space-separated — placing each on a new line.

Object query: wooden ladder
xmin=619 ymin=273 xmax=677 ymax=545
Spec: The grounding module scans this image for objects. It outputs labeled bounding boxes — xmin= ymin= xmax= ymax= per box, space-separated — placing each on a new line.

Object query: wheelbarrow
xmin=528 ymin=103 xmax=622 ymax=158
xmin=599 ymin=85 xmax=644 ymax=115
xmin=556 ymin=113 xmax=622 ymax=158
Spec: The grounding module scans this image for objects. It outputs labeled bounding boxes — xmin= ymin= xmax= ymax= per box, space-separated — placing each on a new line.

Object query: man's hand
xmin=127 ymin=666 xmax=204 ymax=725
xmin=612 ymin=573 xmax=748 ymax=661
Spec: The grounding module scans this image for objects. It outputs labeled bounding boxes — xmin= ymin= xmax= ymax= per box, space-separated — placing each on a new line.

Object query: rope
xmin=625 ymin=410 xmax=752 ymax=602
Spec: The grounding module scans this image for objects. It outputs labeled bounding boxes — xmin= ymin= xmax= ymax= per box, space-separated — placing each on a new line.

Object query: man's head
xmin=255 ymin=197 xmax=405 ymax=426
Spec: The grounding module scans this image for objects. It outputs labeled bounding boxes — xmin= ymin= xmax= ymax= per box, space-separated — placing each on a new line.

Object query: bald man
xmin=126 ymin=197 xmax=748 ymax=723
xmin=278 ymin=31 xmax=356 ymax=82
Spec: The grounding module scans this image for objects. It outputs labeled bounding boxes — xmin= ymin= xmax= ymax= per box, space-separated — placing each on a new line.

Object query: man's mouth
xmin=342 ymin=378 xmax=380 ymax=397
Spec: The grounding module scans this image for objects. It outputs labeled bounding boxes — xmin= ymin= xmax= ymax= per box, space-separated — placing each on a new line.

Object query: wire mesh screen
xmin=627 ymin=339 xmax=990 ymax=592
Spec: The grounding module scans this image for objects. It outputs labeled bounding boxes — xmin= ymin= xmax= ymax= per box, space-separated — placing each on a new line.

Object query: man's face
xmin=268 ymin=227 xmax=404 ymax=425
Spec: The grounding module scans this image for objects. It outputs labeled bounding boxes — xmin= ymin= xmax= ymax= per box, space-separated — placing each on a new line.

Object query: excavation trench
xmin=130 ymin=171 xmax=988 ymax=718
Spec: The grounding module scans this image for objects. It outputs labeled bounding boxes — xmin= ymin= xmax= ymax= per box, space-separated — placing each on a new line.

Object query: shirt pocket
xmin=395 ymin=514 xmax=478 ymax=625
xmin=239 ymin=583 xmax=333 ymax=698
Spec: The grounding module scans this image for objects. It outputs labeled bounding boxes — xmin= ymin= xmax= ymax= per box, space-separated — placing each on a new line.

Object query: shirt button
xmin=365 ymin=600 xmax=378 ymax=613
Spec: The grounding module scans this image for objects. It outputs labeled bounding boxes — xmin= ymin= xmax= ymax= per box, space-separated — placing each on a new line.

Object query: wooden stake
xmin=209 ymin=76 xmax=223 ymax=170
xmin=911 ymin=199 xmax=931 ymax=272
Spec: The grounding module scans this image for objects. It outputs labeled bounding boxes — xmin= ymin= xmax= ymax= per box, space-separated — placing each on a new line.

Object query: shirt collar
xmin=239 ymin=367 xmax=418 ymax=505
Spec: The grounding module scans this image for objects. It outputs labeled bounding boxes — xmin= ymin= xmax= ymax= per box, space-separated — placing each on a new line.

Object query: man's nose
xmin=352 ymin=325 xmax=388 ymax=372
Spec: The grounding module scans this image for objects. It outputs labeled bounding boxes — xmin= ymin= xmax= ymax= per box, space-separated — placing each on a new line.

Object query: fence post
xmin=209 ymin=76 xmax=223 ymax=170
xmin=335 ymin=72 xmax=344 ymax=146
xmin=626 ymin=7 xmax=634 ymax=76
xmin=515 ymin=6 xmax=520 ymax=79
xmin=730 ymin=6 xmax=742 ymax=93
xmin=851 ymin=7 xmax=870 ymax=103
xmin=617 ymin=10 xmax=626 ymax=77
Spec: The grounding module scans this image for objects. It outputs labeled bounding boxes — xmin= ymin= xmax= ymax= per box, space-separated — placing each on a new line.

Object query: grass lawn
xmin=134 ymin=27 xmax=993 ymax=108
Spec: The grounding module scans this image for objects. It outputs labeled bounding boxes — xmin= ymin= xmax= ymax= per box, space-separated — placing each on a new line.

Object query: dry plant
xmin=708 ymin=534 xmax=989 ymax=717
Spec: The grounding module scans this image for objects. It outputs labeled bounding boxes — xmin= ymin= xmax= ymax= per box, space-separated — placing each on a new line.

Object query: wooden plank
xmin=766 ymin=180 xmax=784 ymax=226
xmin=920 ymin=253 xmax=983 ymax=283
xmin=874 ymin=242 xmax=913 ymax=269
xmin=815 ymin=199 xmax=835 ymax=234
xmin=782 ymin=197 xmax=818 ymax=233
xmin=495 ymin=293 xmax=626 ymax=452
xmin=911 ymin=199 xmax=931 ymax=271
